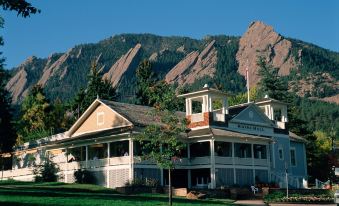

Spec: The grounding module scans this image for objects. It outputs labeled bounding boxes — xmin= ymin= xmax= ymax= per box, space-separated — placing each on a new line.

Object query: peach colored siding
xmin=73 ymin=104 xmax=131 ymax=136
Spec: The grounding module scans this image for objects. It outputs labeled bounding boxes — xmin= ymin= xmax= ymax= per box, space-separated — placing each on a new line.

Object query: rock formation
xmin=165 ymin=40 xmax=217 ymax=85
xmin=236 ymin=21 xmax=298 ymax=87
xmin=38 ymin=49 xmax=72 ymax=86
xmin=5 ymin=67 xmax=27 ymax=103
xmin=103 ymin=43 xmax=141 ymax=87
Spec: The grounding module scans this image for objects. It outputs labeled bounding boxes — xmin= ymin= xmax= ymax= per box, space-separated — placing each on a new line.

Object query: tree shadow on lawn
xmin=0 ymin=188 xmax=230 ymax=205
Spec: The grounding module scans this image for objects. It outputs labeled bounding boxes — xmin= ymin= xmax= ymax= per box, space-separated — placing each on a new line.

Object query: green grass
xmin=0 ymin=181 xmax=234 ymax=206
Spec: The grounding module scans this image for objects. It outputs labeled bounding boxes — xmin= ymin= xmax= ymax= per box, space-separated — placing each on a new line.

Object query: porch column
xmin=85 ymin=145 xmax=88 ymax=168
xmin=107 ymin=142 xmax=110 ymax=188
xmin=251 ymin=144 xmax=255 ymax=185
xmin=65 ymin=148 xmax=68 ymax=183
xmin=129 ymin=137 xmax=134 ymax=181
xmin=232 ymin=142 xmax=236 ymax=184
xmin=210 ymin=139 xmax=216 ymax=189
xmin=267 ymin=143 xmax=271 ymax=182
xmin=188 ymin=169 xmax=191 ymax=188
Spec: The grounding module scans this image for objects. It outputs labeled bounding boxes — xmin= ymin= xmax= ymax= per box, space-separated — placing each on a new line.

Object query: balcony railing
xmin=190 ymin=156 xmax=210 ymax=165
xmin=191 ymin=113 xmax=204 ymax=123
xmin=215 ymin=156 xmax=233 ymax=165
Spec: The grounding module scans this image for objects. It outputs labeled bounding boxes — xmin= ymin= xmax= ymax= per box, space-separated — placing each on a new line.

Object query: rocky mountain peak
xmin=165 ymin=40 xmax=217 ymax=85
xmin=236 ymin=21 xmax=298 ymax=86
xmin=103 ymin=43 xmax=142 ymax=87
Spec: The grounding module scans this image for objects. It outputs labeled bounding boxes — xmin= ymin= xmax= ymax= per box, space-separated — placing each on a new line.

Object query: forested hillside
xmin=5 ymin=21 xmax=339 ymax=136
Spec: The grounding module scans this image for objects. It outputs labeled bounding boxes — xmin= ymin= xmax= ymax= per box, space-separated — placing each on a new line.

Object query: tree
xmin=257 ymin=56 xmax=289 ymax=102
xmin=17 ymin=85 xmax=53 ymax=143
xmin=0 ymin=0 xmax=40 ymax=18
xmin=69 ymin=62 xmax=117 ymax=119
xmin=136 ymin=109 xmax=187 ymax=206
xmin=136 ymin=60 xmax=156 ymax=106
xmin=135 ymin=60 xmax=184 ymax=111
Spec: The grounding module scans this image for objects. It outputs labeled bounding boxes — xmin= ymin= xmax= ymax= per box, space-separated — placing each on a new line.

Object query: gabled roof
xmin=228 ymin=103 xmax=251 ymax=117
xmin=255 ymin=97 xmax=288 ymax=105
xmin=177 ymin=87 xmax=228 ymax=98
xmin=67 ymin=99 xmax=133 ymax=137
xmin=289 ymin=132 xmax=307 ymax=143
xmin=229 ymin=103 xmax=275 ymax=127
xmin=100 ymin=100 xmax=185 ymax=127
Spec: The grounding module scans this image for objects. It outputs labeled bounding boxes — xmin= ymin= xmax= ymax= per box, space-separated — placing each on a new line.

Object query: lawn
xmin=0 ymin=180 xmax=234 ymax=206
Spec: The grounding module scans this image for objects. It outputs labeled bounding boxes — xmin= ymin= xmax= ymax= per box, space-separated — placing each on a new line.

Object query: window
xmin=97 ymin=112 xmax=104 ymax=126
xmin=254 ymin=144 xmax=267 ymax=159
xmin=235 ymin=143 xmax=252 ymax=158
xmin=274 ymin=109 xmax=282 ymax=122
xmin=214 ymin=142 xmax=232 ymax=157
xmin=278 ymin=147 xmax=284 ymax=160
xmin=190 ymin=142 xmax=210 ymax=157
xmin=290 ymin=149 xmax=296 ymax=166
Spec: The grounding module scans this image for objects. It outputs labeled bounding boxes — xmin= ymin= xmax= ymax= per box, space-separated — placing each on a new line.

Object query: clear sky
xmin=1 ymin=0 xmax=338 ymax=69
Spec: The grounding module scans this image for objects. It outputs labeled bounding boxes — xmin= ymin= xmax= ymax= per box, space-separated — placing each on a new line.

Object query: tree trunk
xmin=168 ymin=169 xmax=172 ymax=206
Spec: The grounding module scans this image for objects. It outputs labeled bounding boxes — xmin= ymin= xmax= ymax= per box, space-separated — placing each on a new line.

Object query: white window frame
xmin=278 ymin=146 xmax=284 ymax=160
xmin=290 ymin=147 xmax=297 ymax=167
xmin=97 ymin=112 xmax=105 ymax=126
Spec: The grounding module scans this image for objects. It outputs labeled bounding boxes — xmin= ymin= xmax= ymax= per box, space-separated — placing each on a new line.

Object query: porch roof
xmin=187 ymin=128 xmax=272 ymax=141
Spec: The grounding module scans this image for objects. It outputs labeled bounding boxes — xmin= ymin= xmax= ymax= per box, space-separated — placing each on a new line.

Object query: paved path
xmin=234 ymin=200 xmax=336 ymax=206
xmin=234 ymin=200 xmax=266 ymax=206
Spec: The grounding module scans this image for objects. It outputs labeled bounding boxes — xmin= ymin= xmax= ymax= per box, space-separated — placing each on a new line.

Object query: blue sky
xmin=1 ymin=0 xmax=338 ymax=69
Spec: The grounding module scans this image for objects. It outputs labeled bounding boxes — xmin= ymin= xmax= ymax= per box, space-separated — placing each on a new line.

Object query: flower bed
xmin=264 ymin=191 xmax=334 ymax=204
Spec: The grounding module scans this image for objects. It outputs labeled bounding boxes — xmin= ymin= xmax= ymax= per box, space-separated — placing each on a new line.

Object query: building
xmin=1 ymin=86 xmax=308 ymax=189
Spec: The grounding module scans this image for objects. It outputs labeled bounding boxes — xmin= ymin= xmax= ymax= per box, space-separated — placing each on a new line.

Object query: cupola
xmin=255 ymin=95 xmax=288 ymax=129
xmin=178 ymin=84 xmax=229 ymax=129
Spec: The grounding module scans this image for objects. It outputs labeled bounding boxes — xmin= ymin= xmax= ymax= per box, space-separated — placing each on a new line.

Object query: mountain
xmin=5 ymin=21 xmax=339 ymax=105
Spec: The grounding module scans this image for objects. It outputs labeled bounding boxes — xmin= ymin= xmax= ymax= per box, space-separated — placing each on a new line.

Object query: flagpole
xmin=246 ymin=61 xmax=250 ymax=103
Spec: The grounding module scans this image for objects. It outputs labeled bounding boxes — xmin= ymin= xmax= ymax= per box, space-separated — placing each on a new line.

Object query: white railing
xmin=276 ymin=121 xmax=286 ymax=129
xmin=191 ymin=113 xmax=204 ymax=123
xmin=1 ymin=168 xmax=33 ymax=179
xmin=215 ymin=156 xmax=233 ymax=164
xmin=253 ymin=158 xmax=268 ymax=166
xmin=109 ymin=156 xmax=129 ymax=165
xmin=213 ymin=112 xmax=225 ymax=122
xmin=87 ymin=159 xmax=108 ymax=168
xmin=190 ymin=156 xmax=210 ymax=165
xmin=234 ymin=157 xmax=252 ymax=166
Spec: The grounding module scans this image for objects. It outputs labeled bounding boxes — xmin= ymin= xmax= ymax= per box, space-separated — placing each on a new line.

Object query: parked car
xmin=335 ymin=190 xmax=339 ymax=206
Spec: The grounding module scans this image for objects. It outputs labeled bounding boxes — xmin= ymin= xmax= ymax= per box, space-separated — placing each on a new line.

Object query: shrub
xmin=34 ymin=159 xmax=59 ymax=182
xmin=74 ymin=169 xmax=96 ymax=184
xmin=124 ymin=178 xmax=159 ymax=188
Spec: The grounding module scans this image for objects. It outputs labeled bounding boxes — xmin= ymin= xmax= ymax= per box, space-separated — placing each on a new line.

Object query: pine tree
xmin=0 ymin=68 xmax=16 ymax=153
xmin=257 ymin=56 xmax=289 ymax=102
xmin=136 ymin=60 xmax=156 ymax=106
xmin=70 ymin=62 xmax=117 ymax=119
